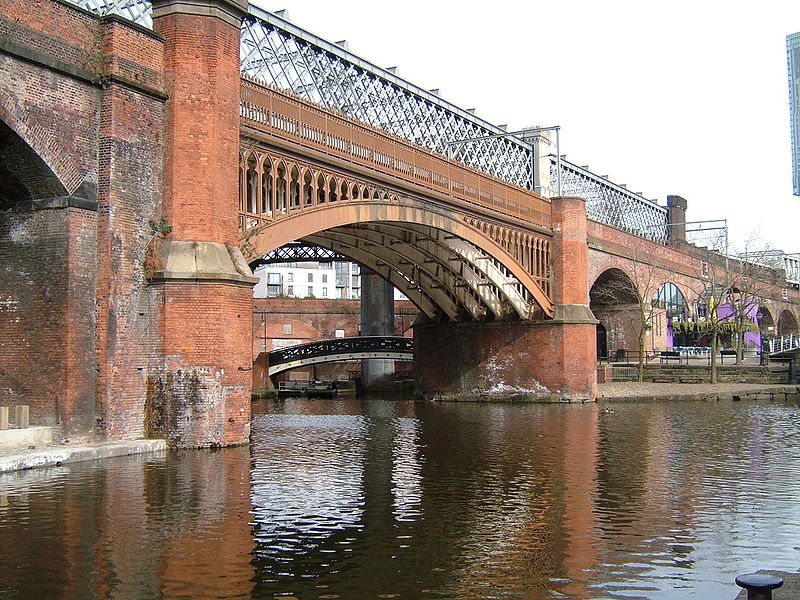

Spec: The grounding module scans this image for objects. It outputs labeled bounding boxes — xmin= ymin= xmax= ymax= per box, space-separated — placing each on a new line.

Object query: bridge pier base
xmin=414 ymin=195 xmax=597 ymax=401
xmin=414 ymin=316 xmax=596 ymax=400
xmin=147 ymin=241 xmax=257 ymax=447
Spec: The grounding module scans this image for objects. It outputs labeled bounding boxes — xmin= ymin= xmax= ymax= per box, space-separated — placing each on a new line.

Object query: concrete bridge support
xmin=146 ymin=0 xmax=257 ymax=447
xmin=414 ymin=197 xmax=597 ymax=400
xmin=360 ymin=268 xmax=396 ymax=391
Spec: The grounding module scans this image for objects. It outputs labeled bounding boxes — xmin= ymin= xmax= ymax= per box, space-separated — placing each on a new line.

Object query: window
xmin=322 ymin=274 xmax=328 ymax=283
xmin=335 ymin=329 xmax=345 ymax=338
xmin=322 ymin=288 xmax=328 ymax=297
xmin=307 ymin=286 xmax=314 ymax=296
xmin=282 ymin=323 xmax=292 ymax=335
xmin=267 ymin=272 xmax=281 ymax=284
xmin=287 ymin=272 xmax=294 ymax=282
xmin=287 ymin=285 xmax=294 ymax=296
xmin=308 ymin=273 xmax=314 ymax=283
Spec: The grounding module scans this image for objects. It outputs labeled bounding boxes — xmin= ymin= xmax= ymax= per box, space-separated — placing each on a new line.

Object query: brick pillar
xmin=548 ymin=196 xmax=597 ymax=398
xmin=149 ymin=0 xmax=257 ymax=447
xmin=667 ymin=195 xmax=688 ymax=246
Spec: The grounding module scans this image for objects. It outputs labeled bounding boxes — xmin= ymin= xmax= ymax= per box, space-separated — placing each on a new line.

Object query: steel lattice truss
xmin=249 ymin=242 xmax=348 ymax=269
xmin=76 ymin=0 xmax=152 ymax=26
xmin=240 ymin=7 xmax=533 ymax=189
xmin=71 ymin=0 xmax=671 ymax=243
xmin=551 ymin=157 xmax=669 ymax=243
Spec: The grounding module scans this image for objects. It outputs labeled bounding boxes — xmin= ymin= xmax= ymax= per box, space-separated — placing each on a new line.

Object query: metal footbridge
xmin=767 ymin=334 xmax=800 ymax=356
xmin=268 ymin=336 xmax=413 ymax=376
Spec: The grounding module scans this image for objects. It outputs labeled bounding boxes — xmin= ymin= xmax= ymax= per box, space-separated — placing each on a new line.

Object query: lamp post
xmin=756 ymin=307 xmax=766 ymax=365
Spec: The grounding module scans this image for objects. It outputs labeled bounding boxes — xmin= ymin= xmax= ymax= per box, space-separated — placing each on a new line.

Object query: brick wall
xmin=414 ymin=320 xmax=595 ymax=399
xmin=0 ymin=0 xmax=167 ymax=440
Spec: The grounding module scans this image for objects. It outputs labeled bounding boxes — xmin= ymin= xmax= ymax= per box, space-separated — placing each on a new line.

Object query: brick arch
xmin=589 ymin=268 xmax=643 ymax=358
xmin=242 ymin=199 xmax=554 ymax=319
xmin=777 ymin=309 xmax=800 ymax=336
xmin=0 ymin=93 xmax=82 ymax=195
xmin=759 ymin=306 xmax=776 ymax=335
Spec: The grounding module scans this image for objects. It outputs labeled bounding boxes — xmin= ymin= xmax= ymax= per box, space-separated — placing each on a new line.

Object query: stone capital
xmin=151 ymin=240 xmax=259 ymax=286
xmin=151 ymin=0 xmax=249 ymax=27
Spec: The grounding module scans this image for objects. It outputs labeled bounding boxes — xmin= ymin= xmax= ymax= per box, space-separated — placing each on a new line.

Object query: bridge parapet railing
xmin=240 ymin=79 xmax=551 ymax=228
xmin=269 ymin=336 xmax=413 ymax=367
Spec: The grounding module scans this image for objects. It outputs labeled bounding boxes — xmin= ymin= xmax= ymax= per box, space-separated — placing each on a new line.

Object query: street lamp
xmin=756 ymin=307 xmax=766 ymax=365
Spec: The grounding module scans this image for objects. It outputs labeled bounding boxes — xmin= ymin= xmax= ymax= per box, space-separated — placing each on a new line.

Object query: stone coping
xmin=0 ymin=439 xmax=168 ymax=473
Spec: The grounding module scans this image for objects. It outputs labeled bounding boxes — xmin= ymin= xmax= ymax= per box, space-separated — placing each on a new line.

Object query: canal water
xmin=1 ymin=398 xmax=799 ymax=599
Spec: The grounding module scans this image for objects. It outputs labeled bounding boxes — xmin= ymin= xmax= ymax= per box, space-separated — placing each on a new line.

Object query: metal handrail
xmin=269 ymin=336 xmax=413 ymax=367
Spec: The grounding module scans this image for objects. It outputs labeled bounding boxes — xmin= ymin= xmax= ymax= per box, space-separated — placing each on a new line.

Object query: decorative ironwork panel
xmin=551 ymin=157 xmax=669 ymax=244
xmin=269 ymin=336 xmax=413 ymax=367
xmin=250 ymin=242 xmax=348 ymax=268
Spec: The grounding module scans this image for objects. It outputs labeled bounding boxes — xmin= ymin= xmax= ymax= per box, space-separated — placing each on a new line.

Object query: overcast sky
xmin=258 ymin=1 xmax=800 ymax=254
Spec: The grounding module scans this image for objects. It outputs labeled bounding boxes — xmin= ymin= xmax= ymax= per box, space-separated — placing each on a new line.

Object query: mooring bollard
xmin=735 ymin=573 xmax=783 ymax=600
xmin=14 ymin=405 xmax=29 ymax=429
xmin=0 ymin=406 xmax=8 ymax=430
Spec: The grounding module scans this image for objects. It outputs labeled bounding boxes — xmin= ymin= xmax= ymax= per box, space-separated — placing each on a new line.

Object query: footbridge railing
xmin=767 ymin=334 xmax=800 ymax=355
xmin=268 ymin=336 xmax=413 ymax=376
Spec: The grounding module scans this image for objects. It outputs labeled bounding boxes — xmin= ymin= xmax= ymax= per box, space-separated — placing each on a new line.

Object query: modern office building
xmin=788 ymin=32 xmax=800 ymax=195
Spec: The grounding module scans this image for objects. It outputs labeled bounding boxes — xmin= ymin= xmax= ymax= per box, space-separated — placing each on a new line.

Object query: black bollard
xmin=735 ymin=573 xmax=783 ymax=600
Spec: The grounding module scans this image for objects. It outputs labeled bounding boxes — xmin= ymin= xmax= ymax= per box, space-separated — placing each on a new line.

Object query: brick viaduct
xmin=1 ymin=0 xmax=798 ymax=447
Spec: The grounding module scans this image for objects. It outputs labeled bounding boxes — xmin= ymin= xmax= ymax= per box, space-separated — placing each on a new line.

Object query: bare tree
xmin=683 ymin=235 xmax=776 ymax=383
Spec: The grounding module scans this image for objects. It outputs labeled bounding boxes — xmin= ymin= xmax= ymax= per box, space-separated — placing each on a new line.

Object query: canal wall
xmin=607 ymin=364 xmax=794 ymax=385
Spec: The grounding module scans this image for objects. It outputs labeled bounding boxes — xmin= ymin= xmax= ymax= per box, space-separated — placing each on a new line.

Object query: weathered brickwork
xmin=94 ymin=78 xmax=167 ymax=441
xmin=155 ymin=10 xmax=242 ymax=245
xmin=1 ymin=0 xmax=167 ymax=442
xmin=0 ymin=206 xmax=96 ymax=435
xmin=414 ymin=320 xmax=595 ymax=399
xmin=147 ymin=282 xmax=253 ymax=446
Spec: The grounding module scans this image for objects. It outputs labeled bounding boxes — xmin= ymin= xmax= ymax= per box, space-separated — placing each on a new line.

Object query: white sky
xmin=258 ymin=0 xmax=800 ymax=254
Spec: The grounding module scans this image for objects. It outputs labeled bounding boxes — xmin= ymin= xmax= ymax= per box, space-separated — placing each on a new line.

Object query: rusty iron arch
xmin=243 ymin=201 xmax=554 ymax=320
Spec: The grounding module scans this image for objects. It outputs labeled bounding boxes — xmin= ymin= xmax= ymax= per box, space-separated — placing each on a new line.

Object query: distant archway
xmin=590 ymin=268 xmax=640 ymax=359
xmin=777 ymin=309 xmax=799 ymax=336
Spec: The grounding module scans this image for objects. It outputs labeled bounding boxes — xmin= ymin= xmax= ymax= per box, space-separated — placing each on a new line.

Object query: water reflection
xmin=1 ymin=399 xmax=799 ymax=599
xmin=0 ymin=447 xmax=254 ymax=599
